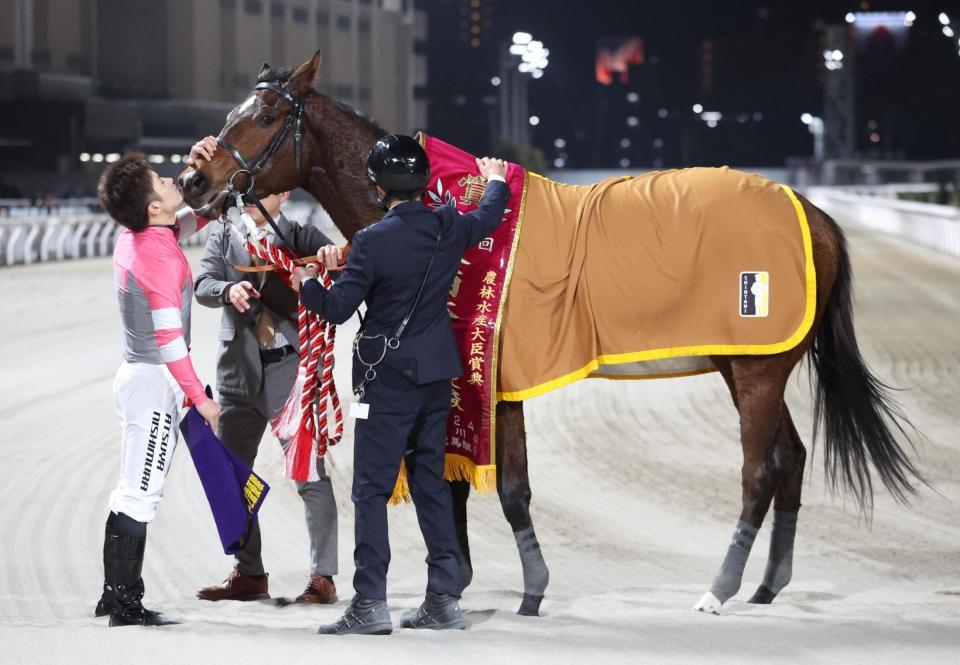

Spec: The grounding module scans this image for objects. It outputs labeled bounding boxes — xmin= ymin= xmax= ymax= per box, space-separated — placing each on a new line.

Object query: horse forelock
xmin=257 ymin=66 xmax=294 ymax=85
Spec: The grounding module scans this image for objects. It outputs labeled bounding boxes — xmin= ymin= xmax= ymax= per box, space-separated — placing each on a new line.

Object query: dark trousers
xmin=351 ymin=368 xmax=460 ymax=601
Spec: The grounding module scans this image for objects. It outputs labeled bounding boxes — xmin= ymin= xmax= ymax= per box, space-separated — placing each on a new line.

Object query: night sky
xmin=425 ymin=0 xmax=960 ymax=168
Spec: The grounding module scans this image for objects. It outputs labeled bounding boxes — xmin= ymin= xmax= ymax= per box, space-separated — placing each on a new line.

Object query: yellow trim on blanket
xmin=590 ymin=367 xmax=718 ymax=381
xmin=496 ymin=184 xmax=816 ymax=402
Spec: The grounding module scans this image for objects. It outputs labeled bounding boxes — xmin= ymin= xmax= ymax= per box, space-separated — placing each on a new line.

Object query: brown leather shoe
xmin=295 ymin=575 xmax=337 ymax=604
xmin=197 ymin=569 xmax=269 ymax=601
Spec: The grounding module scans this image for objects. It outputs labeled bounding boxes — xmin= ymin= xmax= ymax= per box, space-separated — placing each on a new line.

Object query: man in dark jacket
xmin=292 ymin=134 xmax=509 ymax=635
xmin=190 ymin=136 xmax=340 ymax=605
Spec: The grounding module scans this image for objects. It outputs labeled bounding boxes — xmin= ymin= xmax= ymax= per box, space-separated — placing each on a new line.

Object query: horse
xmin=178 ymin=51 xmax=923 ymax=616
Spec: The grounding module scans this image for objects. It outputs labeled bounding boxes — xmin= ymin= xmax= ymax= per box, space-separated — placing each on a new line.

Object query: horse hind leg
xmin=496 ymin=401 xmax=550 ymax=616
xmin=748 ymin=406 xmax=806 ymax=604
xmin=449 ymin=480 xmax=474 ymax=592
xmin=694 ymin=356 xmax=791 ymax=613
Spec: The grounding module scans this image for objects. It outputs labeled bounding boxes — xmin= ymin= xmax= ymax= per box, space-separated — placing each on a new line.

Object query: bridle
xmin=217 ymin=79 xmax=307 ymax=187
xmin=217 ymin=79 xmax=307 ymax=244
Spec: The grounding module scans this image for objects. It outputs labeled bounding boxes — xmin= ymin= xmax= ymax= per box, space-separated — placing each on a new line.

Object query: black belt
xmin=259 ymin=345 xmax=296 ymax=364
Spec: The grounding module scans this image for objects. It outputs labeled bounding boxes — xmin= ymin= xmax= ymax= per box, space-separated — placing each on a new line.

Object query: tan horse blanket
xmin=496 ymin=167 xmax=816 ymax=400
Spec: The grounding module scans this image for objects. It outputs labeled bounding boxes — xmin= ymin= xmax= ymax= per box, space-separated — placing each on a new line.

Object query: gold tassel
xmin=443 ymin=454 xmax=497 ymax=494
xmin=388 ymin=456 xmax=497 ymax=506
xmin=388 ymin=461 xmax=411 ymax=505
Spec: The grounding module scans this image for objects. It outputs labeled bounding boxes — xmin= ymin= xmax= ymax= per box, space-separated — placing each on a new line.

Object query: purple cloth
xmin=180 ymin=394 xmax=270 ymax=555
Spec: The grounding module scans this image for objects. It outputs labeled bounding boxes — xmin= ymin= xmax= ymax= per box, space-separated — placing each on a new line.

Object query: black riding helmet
xmin=366 ymin=134 xmax=430 ymax=200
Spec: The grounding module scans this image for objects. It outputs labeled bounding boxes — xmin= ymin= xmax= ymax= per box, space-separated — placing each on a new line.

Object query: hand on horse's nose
xmin=179 ymin=170 xmax=209 ymax=200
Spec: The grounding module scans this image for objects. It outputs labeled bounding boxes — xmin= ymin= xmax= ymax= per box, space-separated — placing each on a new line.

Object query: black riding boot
xmin=95 ymin=512 xmax=117 ymax=617
xmin=98 ymin=512 xmax=174 ymax=626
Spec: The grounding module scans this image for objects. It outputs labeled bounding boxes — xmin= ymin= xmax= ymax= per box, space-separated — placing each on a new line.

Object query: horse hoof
xmin=693 ymin=591 xmax=723 ymax=614
xmin=747 ymin=585 xmax=777 ymax=604
xmin=517 ymin=594 xmax=543 ymax=616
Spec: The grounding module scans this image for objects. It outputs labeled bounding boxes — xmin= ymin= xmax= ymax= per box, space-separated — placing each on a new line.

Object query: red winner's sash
xmin=389 ymin=133 xmax=527 ymax=504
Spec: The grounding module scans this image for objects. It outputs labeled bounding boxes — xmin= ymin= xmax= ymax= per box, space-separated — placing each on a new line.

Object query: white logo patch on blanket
xmin=740 ymin=271 xmax=769 ymax=317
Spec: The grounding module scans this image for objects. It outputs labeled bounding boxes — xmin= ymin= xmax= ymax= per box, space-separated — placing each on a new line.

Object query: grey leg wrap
xmin=749 ymin=510 xmax=797 ymax=604
xmin=709 ymin=520 xmax=758 ymax=604
xmin=514 ymin=527 xmax=549 ymax=616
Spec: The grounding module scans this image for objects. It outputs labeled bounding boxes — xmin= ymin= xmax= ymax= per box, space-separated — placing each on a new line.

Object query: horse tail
xmin=809 ymin=212 xmax=924 ymax=513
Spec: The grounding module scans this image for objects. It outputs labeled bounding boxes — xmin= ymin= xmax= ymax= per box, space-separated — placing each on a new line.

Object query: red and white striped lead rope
xmin=243 ymin=236 xmax=343 ymax=482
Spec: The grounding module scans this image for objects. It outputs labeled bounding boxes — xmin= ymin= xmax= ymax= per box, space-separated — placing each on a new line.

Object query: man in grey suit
xmin=188 ymin=137 xmax=340 ymax=604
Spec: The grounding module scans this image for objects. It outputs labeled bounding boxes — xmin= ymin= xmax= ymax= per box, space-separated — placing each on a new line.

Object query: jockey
xmin=96 ymin=153 xmax=218 ymax=626
xmin=291 ymin=134 xmax=509 ymax=635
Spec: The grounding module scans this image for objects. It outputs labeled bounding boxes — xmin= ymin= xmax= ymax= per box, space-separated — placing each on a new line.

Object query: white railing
xmin=0 ymin=203 xmax=335 ymax=268
xmin=805 ymin=186 xmax=960 ymax=258
xmin=0 ymin=213 xmax=211 ymax=267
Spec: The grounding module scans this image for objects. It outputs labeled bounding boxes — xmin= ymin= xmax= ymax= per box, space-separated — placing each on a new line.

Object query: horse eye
xmin=260 ymin=114 xmax=275 ymax=126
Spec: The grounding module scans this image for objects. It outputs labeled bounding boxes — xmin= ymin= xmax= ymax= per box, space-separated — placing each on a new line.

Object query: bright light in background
xmin=79 ymin=153 xmax=90 ymax=162
xmin=870 ymin=132 xmax=881 ymax=143
xmin=845 ymin=12 xmax=856 ymax=23
xmin=945 ymin=26 xmax=955 ymax=37
xmin=553 ymin=138 xmax=566 ymax=149
xmin=92 ymin=153 xmax=104 ymax=163
xmin=658 ymin=108 xmax=668 ymax=118
xmin=148 ymin=154 xmax=165 ymax=164
xmin=653 ymin=138 xmax=664 ymax=148
xmin=491 ymin=76 xmax=501 ymax=86
xmin=700 ymin=111 xmax=722 ymax=127
xmin=692 ymin=103 xmax=703 ymax=113
xmin=619 ymin=158 xmax=630 ymax=168
xmin=626 ymin=92 xmax=640 ymax=103
xmin=620 ymin=138 xmax=631 ymax=148
xmin=626 ymin=116 xmax=639 ymax=127
xmin=801 ymin=113 xmax=813 ymax=125
xmin=528 ymin=115 xmax=540 ymax=126
xmin=106 ymin=153 xmax=120 ymax=162
xmin=509 ymin=32 xmax=549 ymax=78
xmin=904 ymin=11 xmax=916 ymax=26
xmin=940 ymin=13 xmax=951 ymax=25
xmin=170 ymin=154 xmax=182 ymax=164
xmin=553 ymin=158 xmax=565 ymax=168
xmin=823 ymin=49 xmax=844 ymax=70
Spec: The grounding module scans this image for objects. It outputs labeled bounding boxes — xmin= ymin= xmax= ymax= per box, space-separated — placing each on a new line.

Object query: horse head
xmin=178 ymin=51 xmax=323 ymax=217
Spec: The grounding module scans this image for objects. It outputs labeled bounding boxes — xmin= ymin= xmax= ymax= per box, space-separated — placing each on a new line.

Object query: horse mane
xmin=258 ymin=67 xmax=387 ymax=139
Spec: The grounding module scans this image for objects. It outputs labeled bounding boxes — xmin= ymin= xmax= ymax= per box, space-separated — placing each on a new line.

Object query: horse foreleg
xmin=449 ymin=480 xmax=474 ymax=592
xmin=695 ymin=357 xmax=789 ymax=613
xmin=748 ymin=406 xmax=806 ymax=604
xmin=496 ymin=400 xmax=550 ymax=616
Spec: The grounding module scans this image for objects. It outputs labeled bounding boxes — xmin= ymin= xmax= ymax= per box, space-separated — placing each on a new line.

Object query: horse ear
xmin=291 ymin=50 xmax=322 ymax=94
xmin=259 ymin=62 xmax=271 ymax=80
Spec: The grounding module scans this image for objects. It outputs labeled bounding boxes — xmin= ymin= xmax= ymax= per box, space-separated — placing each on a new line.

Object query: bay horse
xmin=179 ymin=52 xmax=922 ymax=616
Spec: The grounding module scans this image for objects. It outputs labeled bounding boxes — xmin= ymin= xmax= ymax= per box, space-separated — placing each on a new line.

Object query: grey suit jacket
xmin=194 ymin=213 xmax=334 ymax=398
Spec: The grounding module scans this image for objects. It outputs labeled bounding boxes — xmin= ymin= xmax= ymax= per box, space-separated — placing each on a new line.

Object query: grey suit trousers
xmin=218 ymin=351 xmax=338 ymax=577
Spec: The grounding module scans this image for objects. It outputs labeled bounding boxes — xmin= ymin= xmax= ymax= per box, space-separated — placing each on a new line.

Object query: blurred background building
xmin=2 ymin=0 xmax=960 ymax=201
xmin=0 ymin=0 xmax=427 ymax=198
